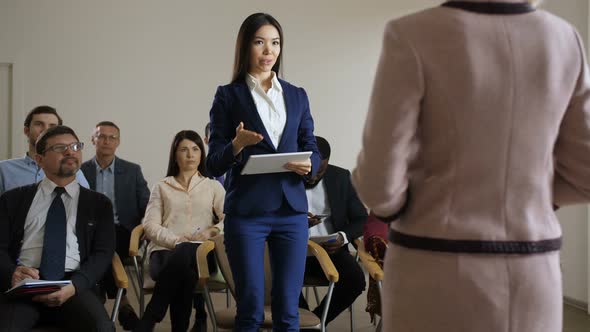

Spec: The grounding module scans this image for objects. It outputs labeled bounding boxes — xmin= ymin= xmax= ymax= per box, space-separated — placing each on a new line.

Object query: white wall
xmin=0 ymin=0 xmax=438 ymax=185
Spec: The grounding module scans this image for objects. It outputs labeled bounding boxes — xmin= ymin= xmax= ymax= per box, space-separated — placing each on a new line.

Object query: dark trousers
xmin=0 ymin=289 xmax=114 ymax=332
xmin=225 ymin=212 xmax=308 ymax=332
xmin=144 ymin=242 xmax=214 ymax=332
xmin=102 ymin=224 xmax=131 ymax=299
xmin=299 ymin=247 xmax=366 ymax=324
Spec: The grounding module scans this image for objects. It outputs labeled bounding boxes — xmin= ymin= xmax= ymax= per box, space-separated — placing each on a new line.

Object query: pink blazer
xmin=353 ymin=0 xmax=590 ymax=246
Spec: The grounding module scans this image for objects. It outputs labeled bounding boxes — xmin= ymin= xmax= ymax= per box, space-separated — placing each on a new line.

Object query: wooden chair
xmin=305 ymin=238 xmax=361 ymax=332
xmin=197 ymin=234 xmax=339 ymax=332
xmin=354 ymin=238 xmax=384 ymax=331
xmin=128 ymin=224 xmax=230 ymax=318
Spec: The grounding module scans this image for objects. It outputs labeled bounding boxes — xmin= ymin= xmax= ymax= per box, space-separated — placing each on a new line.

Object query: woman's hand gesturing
xmin=232 ymin=122 xmax=264 ymax=156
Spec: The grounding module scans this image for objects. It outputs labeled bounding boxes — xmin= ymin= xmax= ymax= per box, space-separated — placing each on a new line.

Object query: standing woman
xmin=353 ymin=1 xmax=590 ymax=332
xmin=135 ymin=130 xmax=225 ymax=332
xmin=206 ymin=13 xmax=320 ymax=331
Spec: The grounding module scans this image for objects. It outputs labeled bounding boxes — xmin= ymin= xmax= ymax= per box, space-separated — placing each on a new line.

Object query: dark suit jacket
xmin=206 ymin=78 xmax=321 ymax=216
xmin=81 ymin=156 xmax=150 ymax=232
xmin=322 ymin=165 xmax=368 ymax=243
xmin=0 ymin=184 xmax=115 ymax=292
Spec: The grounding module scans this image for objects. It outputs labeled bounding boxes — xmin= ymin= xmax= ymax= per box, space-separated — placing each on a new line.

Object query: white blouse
xmin=246 ymin=72 xmax=287 ymax=148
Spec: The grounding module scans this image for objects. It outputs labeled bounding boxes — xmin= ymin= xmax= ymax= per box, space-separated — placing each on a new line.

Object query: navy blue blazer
xmin=81 ymin=157 xmax=150 ymax=232
xmin=206 ymin=78 xmax=320 ymax=216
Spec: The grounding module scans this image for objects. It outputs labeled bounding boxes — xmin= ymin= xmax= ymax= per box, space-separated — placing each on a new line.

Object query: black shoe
xmin=190 ymin=318 xmax=207 ymax=332
xmin=118 ymin=303 xmax=140 ymax=330
xmin=132 ymin=316 xmax=156 ymax=332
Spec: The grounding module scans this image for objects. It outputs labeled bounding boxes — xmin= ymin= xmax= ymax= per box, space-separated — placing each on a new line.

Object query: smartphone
xmin=313 ymin=214 xmax=329 ymax=219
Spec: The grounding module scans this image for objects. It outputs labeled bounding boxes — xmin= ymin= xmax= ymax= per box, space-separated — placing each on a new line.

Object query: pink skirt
xmin=382 ymin=244 xmax=562 ymax=332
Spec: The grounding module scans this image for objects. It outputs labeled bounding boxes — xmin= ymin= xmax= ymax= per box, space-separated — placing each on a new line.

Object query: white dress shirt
xmin=246 ymin=72 xmax=287 ymax=149
xmin=306 ymin=179 xmax=349 ymax=246
xmin=19 ymin=177 xmax=81 ymax=272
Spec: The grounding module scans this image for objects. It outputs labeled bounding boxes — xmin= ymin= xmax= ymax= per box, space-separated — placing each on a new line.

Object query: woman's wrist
xmin=232 ymin=138 xmax=244 ymax=156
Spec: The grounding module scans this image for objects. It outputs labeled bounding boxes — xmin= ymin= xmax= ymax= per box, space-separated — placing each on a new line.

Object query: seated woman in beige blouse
xmin=134 ymin=130 xmax=225 ymax=332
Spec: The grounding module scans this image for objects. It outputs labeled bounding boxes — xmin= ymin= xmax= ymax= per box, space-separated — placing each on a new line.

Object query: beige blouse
xmin=143 ymin=174 xmax=225 ymax=255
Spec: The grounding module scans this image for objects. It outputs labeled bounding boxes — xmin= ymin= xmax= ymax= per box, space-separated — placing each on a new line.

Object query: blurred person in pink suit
xmin=353 ymin=1 xmax=590 ymax=331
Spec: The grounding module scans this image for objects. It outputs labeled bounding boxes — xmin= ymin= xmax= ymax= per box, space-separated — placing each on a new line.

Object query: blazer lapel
xmin=234 ymin=81 xmax=276 ymax=151
xmin=114 ymin=157 xmax=125 ymax=212
xmin=323 ymin=166 xmax=341 ymax=229
xmin=323 ymin=167 xmax=337 ymax=212
xmin=277 ymin=80 xmax=295 ymax=152
xmin=76 ymin=187 xmax=90 ymax=259
xmin=85 ymin=162 xmax=97 ymax=191
xmin=17 ymin=184 xmax=41 ymax=233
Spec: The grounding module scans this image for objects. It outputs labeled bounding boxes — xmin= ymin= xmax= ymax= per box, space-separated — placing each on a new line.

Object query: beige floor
xmin=106 ymin=276 xmax=590 ymax=332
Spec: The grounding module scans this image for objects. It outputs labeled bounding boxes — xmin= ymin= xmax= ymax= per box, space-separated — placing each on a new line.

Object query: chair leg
xmin=319 ymin=283 xmax=335 ymax=332
xmin=133 ymin=256 xmax=145 ymax=318
xmin=111 ymin=288 xmax=124 ymax=323
xmin=376 ymin=280 xmax=383 ymax=331
xmin=126 ymin=265 xmax=141 ymax=305
xmin=203 ymin=285 xmax=218 ymax=332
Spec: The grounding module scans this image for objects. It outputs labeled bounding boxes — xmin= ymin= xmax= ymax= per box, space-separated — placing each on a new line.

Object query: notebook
xmin=4 ymin=278 xmax=71 ymax=298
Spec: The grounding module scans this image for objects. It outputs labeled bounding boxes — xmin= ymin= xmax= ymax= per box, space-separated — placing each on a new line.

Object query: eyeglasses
xmin=95 ymin=134 xmax=119 ymax=141
xmin=44 ymin=142 xmax=84 ymax=154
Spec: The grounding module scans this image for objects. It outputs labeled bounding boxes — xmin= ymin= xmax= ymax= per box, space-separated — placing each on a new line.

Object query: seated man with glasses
xmin=0 ymin=125 xmax=116 ymax=331
xmin=81 ymin=121 xmax=150 ymax=330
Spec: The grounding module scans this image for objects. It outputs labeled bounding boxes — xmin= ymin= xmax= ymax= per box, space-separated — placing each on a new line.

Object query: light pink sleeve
xmin=352 ymin=21 xmax=424 ymax=217
xmin=554 ymin=29 xmax=590 ymax=206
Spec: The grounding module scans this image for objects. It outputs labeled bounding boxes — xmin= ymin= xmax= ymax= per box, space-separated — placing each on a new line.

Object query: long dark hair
xmin=166 ymin=130 xmax=207 ymax=177
xmin=231 ymin=13 xmax=284 ymax=83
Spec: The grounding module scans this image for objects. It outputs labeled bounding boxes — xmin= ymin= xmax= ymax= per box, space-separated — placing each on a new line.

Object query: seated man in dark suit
xmin=81 ymin=121 xmax=150 ymax=330
xmin=0 ymin=125 xmax=115 ymax=331
xmin=300 ymin=136 xmax=367 ymax=325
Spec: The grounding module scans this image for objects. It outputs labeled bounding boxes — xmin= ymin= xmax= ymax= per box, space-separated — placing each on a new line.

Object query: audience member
xmin=0 ymin=106 xmax=89 ymax=194
xmin=134 ymin=130 xmax=224 ymax=332
xmin=81 ymin=121 xmax=150 ymax=330
xmin=300 ymin=136 xmax=366 ymax=325
xmin=0 ymin=125 xmax=115 ymax=331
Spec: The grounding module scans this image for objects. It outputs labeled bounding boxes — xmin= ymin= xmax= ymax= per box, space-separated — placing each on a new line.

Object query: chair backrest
xmin=210 ymin=234 xmax=273 ymax=305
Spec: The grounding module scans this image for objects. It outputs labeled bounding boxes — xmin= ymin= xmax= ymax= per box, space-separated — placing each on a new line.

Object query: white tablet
xmin=241 ymin=151 xmax=312 ymax=175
